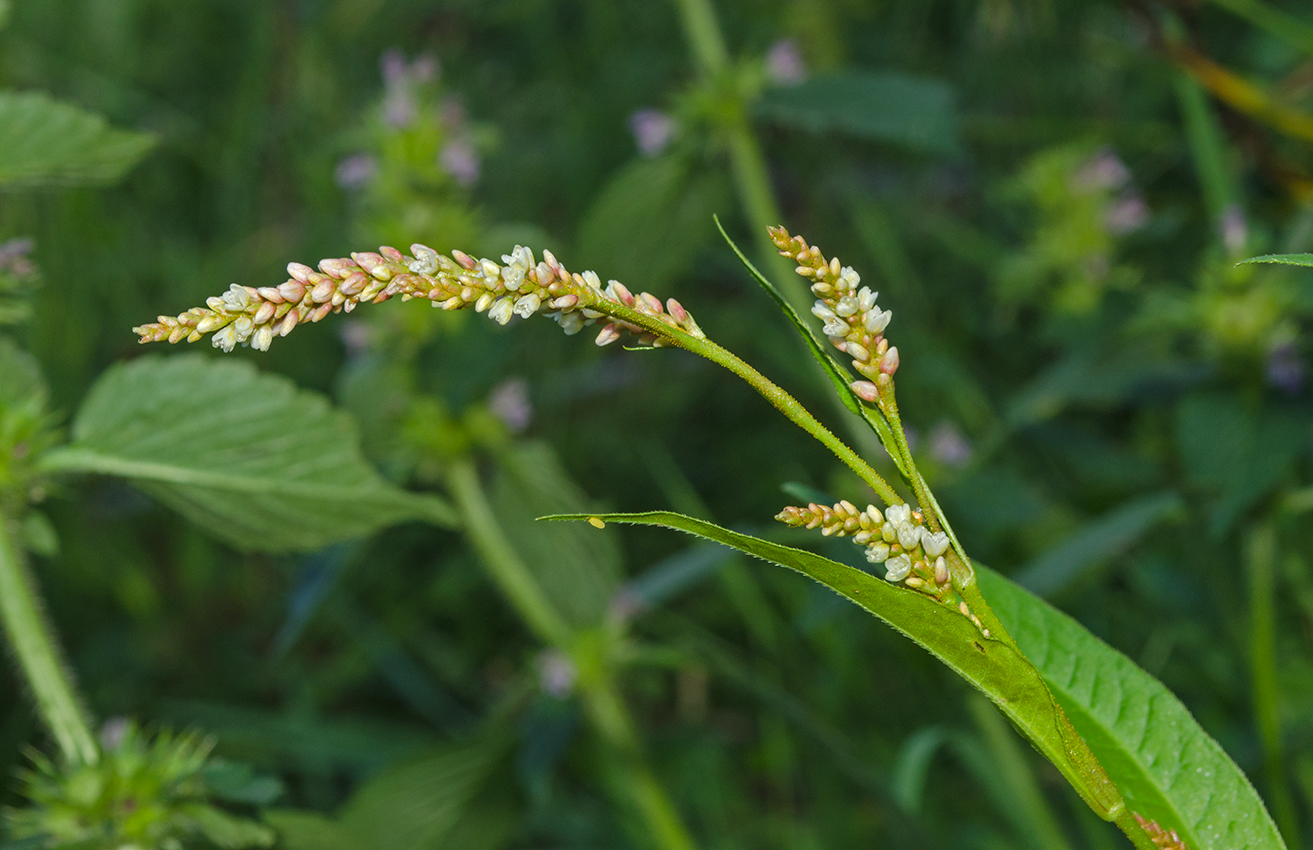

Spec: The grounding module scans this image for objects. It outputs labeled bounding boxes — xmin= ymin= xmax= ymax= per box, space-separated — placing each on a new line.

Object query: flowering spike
xmin=132 ymin=242 xmax=707 ymax=353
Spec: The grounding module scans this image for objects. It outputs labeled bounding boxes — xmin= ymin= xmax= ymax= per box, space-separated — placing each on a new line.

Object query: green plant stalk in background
xmin=1247 ymin=520 xmax=1299 ymax=846
xmin=445 ymin=457 xmax=697 ymax=850
xmin=0 ymin=511 xmax=98 ymax=766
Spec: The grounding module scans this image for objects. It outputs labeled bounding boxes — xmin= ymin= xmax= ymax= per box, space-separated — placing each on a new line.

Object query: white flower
xmin=513 ymin=293 xmax=541 ymax=318
xmin=835 ymin=296 xmax=858 ymax=318
xmin=581 ymin=270 xmax=602 ymax=291
xmin=557 ymin=311 xmax=585 ymax=335
xmin=502 ymin=263 xmax=525 ymax=291
xmin=884 ymin=554 xmax=913 ymax=582
xmin=823 ymin=319 xmax=848 ymax=337
xmin=896 ymin=520 xmax=922 ymax=549
xmin=252 ymin=324 xmax=274 ymax=352
xmin=221 ymin=284 xmax=249 ymax=311
xmin=865 ymin=542 xmax=890 ymax=563
xmin=864 ymin=308 xmax=892 ymax=334
xmin=489 ymin=297 xmax=515 ymax=325
xmin=811 ymin=301 xmax=837 ymax=322
xmin=212 ymin=325 xmax=238 ymax=353
xmin=886 ymin=504 xmax=911 ymax=525
xmin=838 ymin=266 xmax=860 ymax=290
xmin=922 ymin=531 xmax=950 ymax=558
xmin=409 ymin=244 xmax=439 ymax=274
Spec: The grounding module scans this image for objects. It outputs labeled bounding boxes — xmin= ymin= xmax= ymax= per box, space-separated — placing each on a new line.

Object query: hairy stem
xmin=0 ymin=510 xmax=99 ymax=765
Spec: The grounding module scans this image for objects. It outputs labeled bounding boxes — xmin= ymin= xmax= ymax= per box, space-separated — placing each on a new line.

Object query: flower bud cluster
xmin=767 ymin=225 xmax=899 ymax=384
xmin=133 ymin=243 xmax=704 ymax=353
xmin=776 ymin=500 xmax=952 ymax=591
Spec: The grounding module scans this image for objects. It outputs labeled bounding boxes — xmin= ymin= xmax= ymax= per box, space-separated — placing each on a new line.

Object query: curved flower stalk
xmin=133 ymin=244 xmax=704 ymax=353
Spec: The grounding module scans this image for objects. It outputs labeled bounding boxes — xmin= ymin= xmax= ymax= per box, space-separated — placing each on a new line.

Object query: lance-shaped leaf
xmin=39 ymin=355 xmax=456 ymax=552
xmin=0 ymin=91 xmax=155 ymax=188
xmin=980 ymin=568 xmax=1285 ymax=850
xmin=1237 ymin=253 xmax=1313 ymax=268
xmin=544 ymin=510 xmax=1124 ymax=821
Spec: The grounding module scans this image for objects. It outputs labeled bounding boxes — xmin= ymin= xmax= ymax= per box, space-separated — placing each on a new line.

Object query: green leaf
xmin=491 ymin=441 xmax=621 ymax=628
xmin=713 ymin=217 xmax=911 ymax=478
xmin=39 ymin=354 xmax=456 ymax=552
xmin=0 ymin=91 xmax=155 ymax=188
xmin=545 ymin=510 xmax=1124 ymax=821
xmin=756 ymin=71 xmax=960 ymax=156
xmin=980 ymin=568 xmax=1287 ymax=850
xmin=576 ymin=154 xmax=729 ymax=291
xmin=1237 ymin=253 xmax=1313 ymax=267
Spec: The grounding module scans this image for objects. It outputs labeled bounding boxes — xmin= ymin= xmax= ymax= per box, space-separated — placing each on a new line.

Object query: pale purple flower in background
xmin=1266 ymin=340 xmax=1305 ymax=395
xmin=439 ymin=137 xmax=480 ymax=186
xmin=380 ymin=49 xmax=408 ymax=85
xmin=1072 ymin=147 xmax=1131 ymax=193
xmin=488 ymin=377 xmax=533 ymax=432
xmin=339 ymin=320 xmax=375 ymax=357
xmin=1105 ymin=193 xmax=1149 ymax=235
xmin=410 ymin=53 xmax=439 ymax=83
xmin=537 ymin=649 xmax=577 ymax=697
xmin=1220 ymin=204 xmax=1248 ymax=254
xmin=440 ymin=97 xmax=467 ymax=130
xmin=382 ymin=87 xmax=417 ymax=128
xmin=334 ymin=153 xmax=378 ymax=190
xmin=629 ymin=108 xmax=677 ymax=157
xmin=929 ymin=421 xmax=972 ymax=468
xmin=379 ymin=49 xmax=439 ymax=129
xmin=0 ymin=237 xmax=35 ymax=277
xmin=765 ymin=38 xmax=807 ymax=85
xmin=99 ymin=717 xmax=130 ymax=752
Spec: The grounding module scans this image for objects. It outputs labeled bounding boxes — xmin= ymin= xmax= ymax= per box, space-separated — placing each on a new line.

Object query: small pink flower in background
xmin=1105 ymin=194 xmax=1148 ymax=235
xmin=1266 ymin=340 xmax=1305 ymax=396
xmin=440 ymin=137 xmax=480 ymax=186
xmin=334 ymin=154 xmax=377 ymax=190
xmin=929 ymin=421 xmax=972 ymax=467
xmin=0 ymin=237 xmax=35 ymax=277
xmin=628 ymin=109 xmax=677 ymax=157
xmin=1072 ymin=147 xmax=1131 ymax=193
xmin=765 ymin=38 xmax=806 ymax=85
xmin=537 ymin=649 xmax=577 ymax=697
xmin=488 ymin=377 xmax=533 ymax=433
xmin=1220 ymin=204 xmax=1247 ymax=254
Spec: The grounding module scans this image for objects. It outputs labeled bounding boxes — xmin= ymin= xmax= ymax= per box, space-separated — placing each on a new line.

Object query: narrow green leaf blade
xmin=42 ymin=355 xmax=456 ymax=552
xmin=0 ymin=91 xmax=155 ymax=188
xmin=1237 ymin=253 xmax=1313 ymax=267
xmin=756 ymin=71 xmax=960 ymax=156
xmin=980 ymin=568 xmax=1286 ymax=850
xmin=713 ymin=217 xmax=910 ymax=477
xmin=545 ymin=510 xmax=1123 ymax=820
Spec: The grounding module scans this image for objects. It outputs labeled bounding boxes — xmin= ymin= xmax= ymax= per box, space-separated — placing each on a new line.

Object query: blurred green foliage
xmin=4 ymin=0 xmax=1313 ymax=848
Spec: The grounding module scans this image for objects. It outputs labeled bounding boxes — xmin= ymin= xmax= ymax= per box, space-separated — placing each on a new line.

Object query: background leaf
xmin=39 ymin=354 xmax=455 ymax=552
xmin=1238 ymin=253 xmax=1313 ymax=267
xmin=756 ymin=71 xmax=960 ymax=155
xmin=981 ymin=567 xmax=1286 ymax=850
xmin=0 ymin=91 xmax=154 ymax=188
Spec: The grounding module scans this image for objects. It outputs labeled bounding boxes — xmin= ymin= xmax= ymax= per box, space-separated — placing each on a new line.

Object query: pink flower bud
xmin=287 ymin=262 xmax=316 ymax=282
xmin=666 ymin=298 xmax=688 ymax=323
xmin=879 ymin=346 xmax=900 ymax=375
xmin=451 ymin=249 xmax=478 ymax=270
xmin=850 ymin=380 xmax=879 ymax=402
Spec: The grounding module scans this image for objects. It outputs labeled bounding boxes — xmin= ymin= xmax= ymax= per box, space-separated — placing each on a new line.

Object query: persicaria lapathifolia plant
xmin=134 ymin=227 xmax=1288 ymax=850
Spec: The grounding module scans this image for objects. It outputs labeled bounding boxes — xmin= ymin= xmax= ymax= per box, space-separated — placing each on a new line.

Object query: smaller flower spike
xmin=133 ymin=244 xmax=705 ymax=353
xmin=768 ymin=225 xmax=894 ymax=383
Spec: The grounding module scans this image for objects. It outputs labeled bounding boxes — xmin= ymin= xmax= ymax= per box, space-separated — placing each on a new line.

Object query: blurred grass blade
xmin=1238 ymin=253 xmax=1313 ymax=267
xmin=980 ymin=567 xmax=1287 ymax=850
xmin=490 ymin=441 xmax=621 ymax=629
xmin=757 ymin=71 xmax=960 ymax=156
xmin=1014 ymin=492 xmax=1183 ymax=598
xmin=1207 ymin=0 xmax=1313 ymax=57
xmin=714 ymin=217 xmax=910 ymax=477
xmin=0 ymin=91 xmax=155 ymax=188
xmin=891 ymin=727 xmax=948 ymax=812
xmin=39 ymin=355 xmax=456 ymax=552
xmin=544 ymin=510 xmax=1124 ymax=821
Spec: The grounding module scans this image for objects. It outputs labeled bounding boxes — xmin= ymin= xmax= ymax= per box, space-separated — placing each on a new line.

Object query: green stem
xmin=0 ymin=511 xmax=99 ymax=765
xmin=1246 ymin=520 xmax=1300 ymax=846
xmin=443 ymin=457 xmax=697 ymax=850
xmin=444 ymin=458 xmax=572 ymax=648
xmin=1112 ymin=808 xmax=1173 ymax=850
xmin=594 ymin=296 xmax=899 ymax=506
